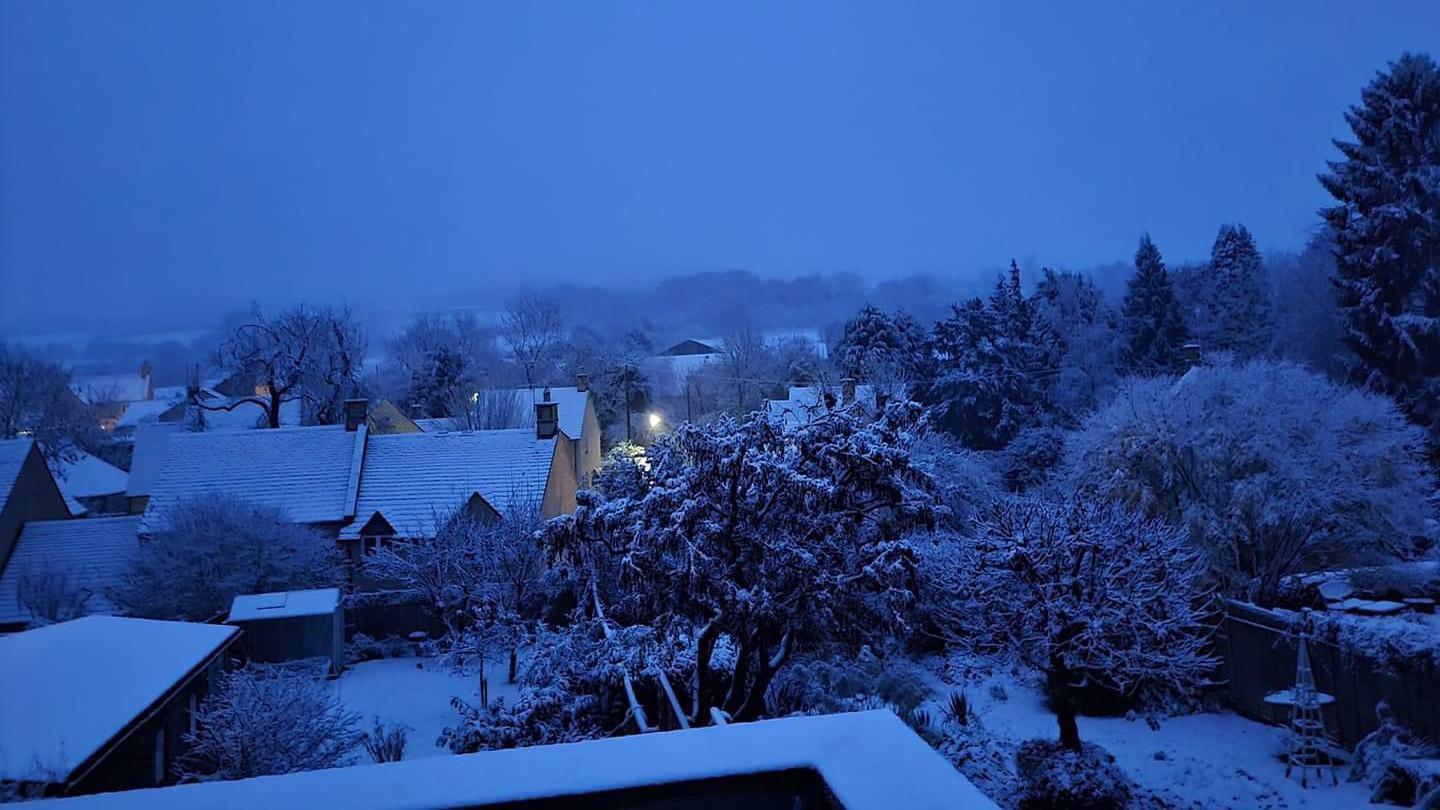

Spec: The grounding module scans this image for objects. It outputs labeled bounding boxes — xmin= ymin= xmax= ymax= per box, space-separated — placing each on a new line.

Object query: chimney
xmin=576 ymin=372 xmax=589 ymax=393
xmin=875 ymin=391 xmax=889 ymax=411
xmin=535 ymin=397 xmax=559 ymax=440
xmin=841 ymin=377 xmax=857 ymax=404
xmin=139 ymin=359 xmax=153 ymax=380
xmin=344 ymin=399 xmax=368 ymax=432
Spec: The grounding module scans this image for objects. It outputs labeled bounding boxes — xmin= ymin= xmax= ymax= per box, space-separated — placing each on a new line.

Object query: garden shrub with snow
xmin=1014 ymin=739 xmax=1133 ymax=810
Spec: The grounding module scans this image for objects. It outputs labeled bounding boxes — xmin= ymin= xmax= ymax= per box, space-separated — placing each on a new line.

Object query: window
xmin=153 ymin=728 xmax=166 ymax=785
xmin=361 ymin=535 xmax=393 ymax=555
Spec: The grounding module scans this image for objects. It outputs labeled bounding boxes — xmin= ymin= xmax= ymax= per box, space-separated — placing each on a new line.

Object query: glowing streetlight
xmin=647 ymin=412 xmax=663 ymax=430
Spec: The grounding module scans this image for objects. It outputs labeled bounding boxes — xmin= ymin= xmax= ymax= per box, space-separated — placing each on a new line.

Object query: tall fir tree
xmin=1121 ymin=234 xmax=1189 ymax=374
xmin=1206 ymin=224 xmax=1275 ymax=358
xmin=1320 ymin=52 xmax=1440 ymax=444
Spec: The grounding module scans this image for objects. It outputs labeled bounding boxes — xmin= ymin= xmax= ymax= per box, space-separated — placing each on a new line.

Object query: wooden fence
xmin=1221 ymin=599 xmax=1440 ymax=747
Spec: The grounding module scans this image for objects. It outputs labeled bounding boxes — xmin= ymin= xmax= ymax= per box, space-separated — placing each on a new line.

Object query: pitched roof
xmin=228 ymin=587 xmax=340 ymax=622
xmin=418 ymin=387 xmax=591 ymax=441
xmin=764 ymin=385 xmax=881 ymax=430
xmin=48 ymin=450 xmax=128 ymax=500
xmin=115 ymin=398 xmax=177 ymax=428
xmin=192 ymin=397 xmax=302 ymax=431
xmin=340 ymin=429 xmax=555 ymax=540
xmin=0 ymin=616 xmax=237 ymax=783
xmin=72 ymin=374 xmax=150 ymax=405
xmin=142 ymin=425 xmax=365 ymax=531
xmin=0 ymin=438 xmax=35 ymax=513
xmin=125 ymin=421 xmax=183 ymax=498
xmin=0 ymin=516 xmax=142 ymax=626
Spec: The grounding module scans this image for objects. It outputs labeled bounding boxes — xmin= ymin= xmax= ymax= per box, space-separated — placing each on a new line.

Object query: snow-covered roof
xmin=32 ymin=710 xmax=990 ymax=809
xmin=192 ymin=397 xmax=302 ymax=431
xmin=340 ymin=429 xmax=556 ymax=540
xmin=0 ymin=438 xmax=35 ymax=513
xmin=228 ymin=587 xmax=340 ymax=622
xmin=764 ymin=384 xmax=881 ymax=430
xmin=125 ymin=422 xmax=183 ymax=498
xmin=0 ymin=616 xmax=237 ymax=783
xmin=48 ymin=450 xmax=128 ymax=500
xmin=115 ymin=399 xmax=176 ymax=429
xmin=143 ymin=425 xmax=365 ymax=531
xmin=0 ymin=516 xmax=142 ymax=626
xmin=419 ymin=387 xmax=591 ymax=441
xmin=72 ymin=374 xmax=150 ymax=405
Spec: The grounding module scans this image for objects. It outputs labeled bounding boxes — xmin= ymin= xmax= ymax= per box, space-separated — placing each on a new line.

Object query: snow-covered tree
xmin=206 ymin=303 xmax=367 ymax=428
xmin=835 ymin=305 xmax=927 ymax=388
xmin=1268 ymin=235 xmax=1346 ymax=378
xmin=1202 ymin=224 xmax=1275 ymax=358
xmin=500 ymin=292 xmax=564 ymax=390
xmin=544 ymin=402 xmax=937 ymax=725
xmin=926 ymin=497 xmax=1217 ymax=751
xmin=384 ymin=313 xmax=502 ymax=416
xmin=1063 ymin=359 xmax=1434 ymax=605
xmin=364 ymin=503 xmax=546 ymax=685
xmin=177 ymin=663 xmax=361 ymax=781
xmin=1121 ymin=235 xmax=1189 ymax=375
xmin=1033 ymin=268 xmax=1122 ymax=419
xmin=924 ymin=267 xmax=1050 ymax=450
xmin=115 ymin=496 xmax=344 ymax=621
xmin=1321 ymin=53 xmax=1440 ymax=445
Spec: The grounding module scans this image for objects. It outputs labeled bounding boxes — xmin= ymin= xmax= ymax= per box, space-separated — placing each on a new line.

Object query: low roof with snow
xmin=125 ymin=422 xmax=183 ymax=498
xmin=72 ymin=374 xmax=151 ymax=405
xmin=228 ymin=587 xmax=340 ymax=622
xmin=418 ymin=387 xmax=591 ymax=441
xmin=142 ymin=425 xmax=365 ymax=532
xmin=0 ymin=616 xmax=237 ymax=783
xmin=33 ymin=710 xmax=991 ymax=809
xmin=339 ymin=429 xmax=555 ymax=540
xmin=0 ymin=438 xmax=36 ymax=513
xmin=764 ymin=384 xmax=881 ymax=430
xmin=0 ymin=515 xmax=142 ymax=627
xmin=48 ymin=451 xmax=128 ymax=500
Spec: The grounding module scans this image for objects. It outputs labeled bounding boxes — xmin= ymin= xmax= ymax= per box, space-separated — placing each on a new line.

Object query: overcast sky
xmin=2 ymin=1 xmax=1438 ymax=336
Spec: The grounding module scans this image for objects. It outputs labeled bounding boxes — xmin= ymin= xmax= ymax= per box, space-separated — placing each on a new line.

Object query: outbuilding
xmin=227 ymin=588 xmax=344 ymax=676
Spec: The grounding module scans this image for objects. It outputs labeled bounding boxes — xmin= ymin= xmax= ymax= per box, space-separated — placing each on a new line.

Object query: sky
xmin=2 ymin=1 xmax=1438 ymax=337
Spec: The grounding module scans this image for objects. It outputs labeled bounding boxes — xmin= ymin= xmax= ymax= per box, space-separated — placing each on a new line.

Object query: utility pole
xmin=625 ymin=371 xmax=633 ymax=443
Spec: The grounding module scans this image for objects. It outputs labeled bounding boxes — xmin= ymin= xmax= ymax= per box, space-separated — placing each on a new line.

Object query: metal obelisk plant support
xmin=1285 ymin=610 xmax=1338 ymax=788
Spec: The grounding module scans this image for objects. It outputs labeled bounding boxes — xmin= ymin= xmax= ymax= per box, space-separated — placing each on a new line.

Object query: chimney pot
xmin=1181 ymin=341 xmax=1203 ymax=368
xmin=535 ymin=400 xmax=559 ymax=439
xmin=576 ymin=373 xmax=589 ymax=393
xmin=344 ymin=399 xmax=368 ymax=432
xmin=841 ymin=377 xmax=857 ymax=404
xmin=542 ymin=386 xmax=552 ymax=403
xmin=140 ymin=360 xmax=153 ymax=380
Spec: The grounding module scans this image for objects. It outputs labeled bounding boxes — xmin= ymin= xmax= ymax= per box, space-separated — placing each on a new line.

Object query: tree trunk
xmin=1048 ymin=662 xmax=1082 ymax=751
xmin=508 ymin=646 xmax=518 ymax=684
xmin=722 ymin=635 xmax=756 ymax=714
xmin=692 ymin=620 xmax=721 ymax=725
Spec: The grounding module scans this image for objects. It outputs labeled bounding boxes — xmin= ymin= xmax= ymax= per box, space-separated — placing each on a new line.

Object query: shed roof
xmin=0 ymin=515 xmax=142 ymax=626
xmin=48 ymin=450 xmax=128 ymax=500
xmin=340 ymin=429 xmax=554 ymax=540
xmin=0 ymin=438 xmax=35 ymax=513
xmin=0 ymin=616 xmax=237 ymax=783
xmin=142 ymin=425 xmax=365 ymax=532
xmin=228 ymin=587 xmax=340 ymax=622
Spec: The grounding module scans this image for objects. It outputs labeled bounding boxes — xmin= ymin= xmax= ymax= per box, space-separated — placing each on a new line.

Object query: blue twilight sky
xmin=2 ymin=1 xmax=1438 ymax=335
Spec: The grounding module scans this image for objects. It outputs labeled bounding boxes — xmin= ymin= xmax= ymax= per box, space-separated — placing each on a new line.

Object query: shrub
xmin=361 ymin=718 xmax=410 ymax=763
xmin=1014 ymin=739 xmax=1133 ymax=810
xmin=765 ymin=648 xmax=931 ymax=719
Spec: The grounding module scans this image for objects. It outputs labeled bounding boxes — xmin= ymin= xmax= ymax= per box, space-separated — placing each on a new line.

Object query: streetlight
xmin=647 ymin=412 xmax=662 ymax=430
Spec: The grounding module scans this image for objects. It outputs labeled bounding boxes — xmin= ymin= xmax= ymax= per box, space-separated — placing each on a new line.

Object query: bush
xmin=1000 ymin=426 xmax=1066 ymax=493
xmin=347 ymin=633 xmax=419 ymax=662
xmin=1014 ymin=739 xmax=1132 ymax=810
xmin=1349 ymin=563 xmax=1440 ymax=601
xmin=1348 ymin=702 xmax=1439 ymax=805
xmin=361 ymin=718 xmax=409 ymax=763
xmin=765 ymin=647 xmax=931 ymax=719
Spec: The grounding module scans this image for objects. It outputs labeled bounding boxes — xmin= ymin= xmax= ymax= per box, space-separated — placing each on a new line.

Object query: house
xmin=227 ymin=588 xmax=344 ymax=676
xmin=48 ymin=450 xmax=129 ymax=515
xmin=648 ymin=339 xmax=726 ymax=397
xmin=763 ymin=382 xmax=888 ymax=431
xmin=141 ymin=399 xmax=578 ymax=557
xmin=72 ymin=362 xmax=155 ymax=431
xmin=0 ymin=616 xmax=238 ymax=796
xmin=31 ymin=710 xmax=994 ymax=809
xmin=0 ymin=439 xmax=72 ymax=577
xmin=0 ymin=515 xmax=142 ymax=631
xmin=418 ymin=379 xmax=602 ymax=484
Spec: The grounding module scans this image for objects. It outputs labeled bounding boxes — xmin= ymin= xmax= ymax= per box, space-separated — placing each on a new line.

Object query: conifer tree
xmin=1121 ymin=235 xmax=1189 ymax=374
xmin=1206 ymin=224 xmax=1275 ymax=358
xmin=1321 ymin=52 xmax=1440 ymax=443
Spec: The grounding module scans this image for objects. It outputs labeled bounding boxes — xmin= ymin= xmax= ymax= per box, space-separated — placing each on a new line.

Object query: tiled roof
xmin=48 ymin=450 xmax=128 ymax=499
xmin=142 ymin=425 xmax=365 ymax=531
xmin=72 ymin=374 xmax=150 ymax=405
xmin=418 ymin=387 xmax=591 ymax=441
xmin=0 ymin=515 xmax=142 ymax=626
xmin=340 ymin=429 xmax=555 ymax=540
xmin=125 ymin=422 xmax=183 ymax=498
xmin=0 ymin=438 xmax=34 ymax=513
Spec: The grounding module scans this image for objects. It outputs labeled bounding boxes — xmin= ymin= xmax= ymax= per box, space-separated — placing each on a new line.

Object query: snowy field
xmin=330 ymin=657 xmax=522 ymax=761
xmin=931 ymin=660 xmax=1379 ymax=810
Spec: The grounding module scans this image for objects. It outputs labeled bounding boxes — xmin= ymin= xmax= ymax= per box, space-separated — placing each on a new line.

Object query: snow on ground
xmin=330 ymin=656 xmax=522 ymax=761
xmin=929 ymin=659 xmax=1379 ymax=809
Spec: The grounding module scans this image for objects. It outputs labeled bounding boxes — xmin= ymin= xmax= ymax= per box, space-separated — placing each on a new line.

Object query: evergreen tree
xmin=990 ymin=259 xmax=1032 ymax=341
xmin=1035 ymin=268 xmax=1122 ymax=418
xmin=1321 ymin=52 xmax=1440 ymax=443
xmin=834 ymin=305 xmax=927 ymax=385
xmin=1121 ymin=235 xmax=1189 ymax=374
xmin=1206 ymin=224 xmax=1275 ymax=358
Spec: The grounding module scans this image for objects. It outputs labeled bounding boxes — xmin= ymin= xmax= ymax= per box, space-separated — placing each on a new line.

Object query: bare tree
xmin=500 ymin=293 xmax=562 ymax=390
xmin=203 ymin=303 xmax=367 ymax=428
xmin=0 ymin=343 xmax=100 ymax=462
xmin=17 ymin=567 xmax=91 ymax=626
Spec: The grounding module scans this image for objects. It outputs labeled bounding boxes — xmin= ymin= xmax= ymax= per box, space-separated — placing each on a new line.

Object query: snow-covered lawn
xmin=330 ymin=656 xmax=522 ymax=761
xmin=932 ymin=661 xmax=1380 ymax=809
